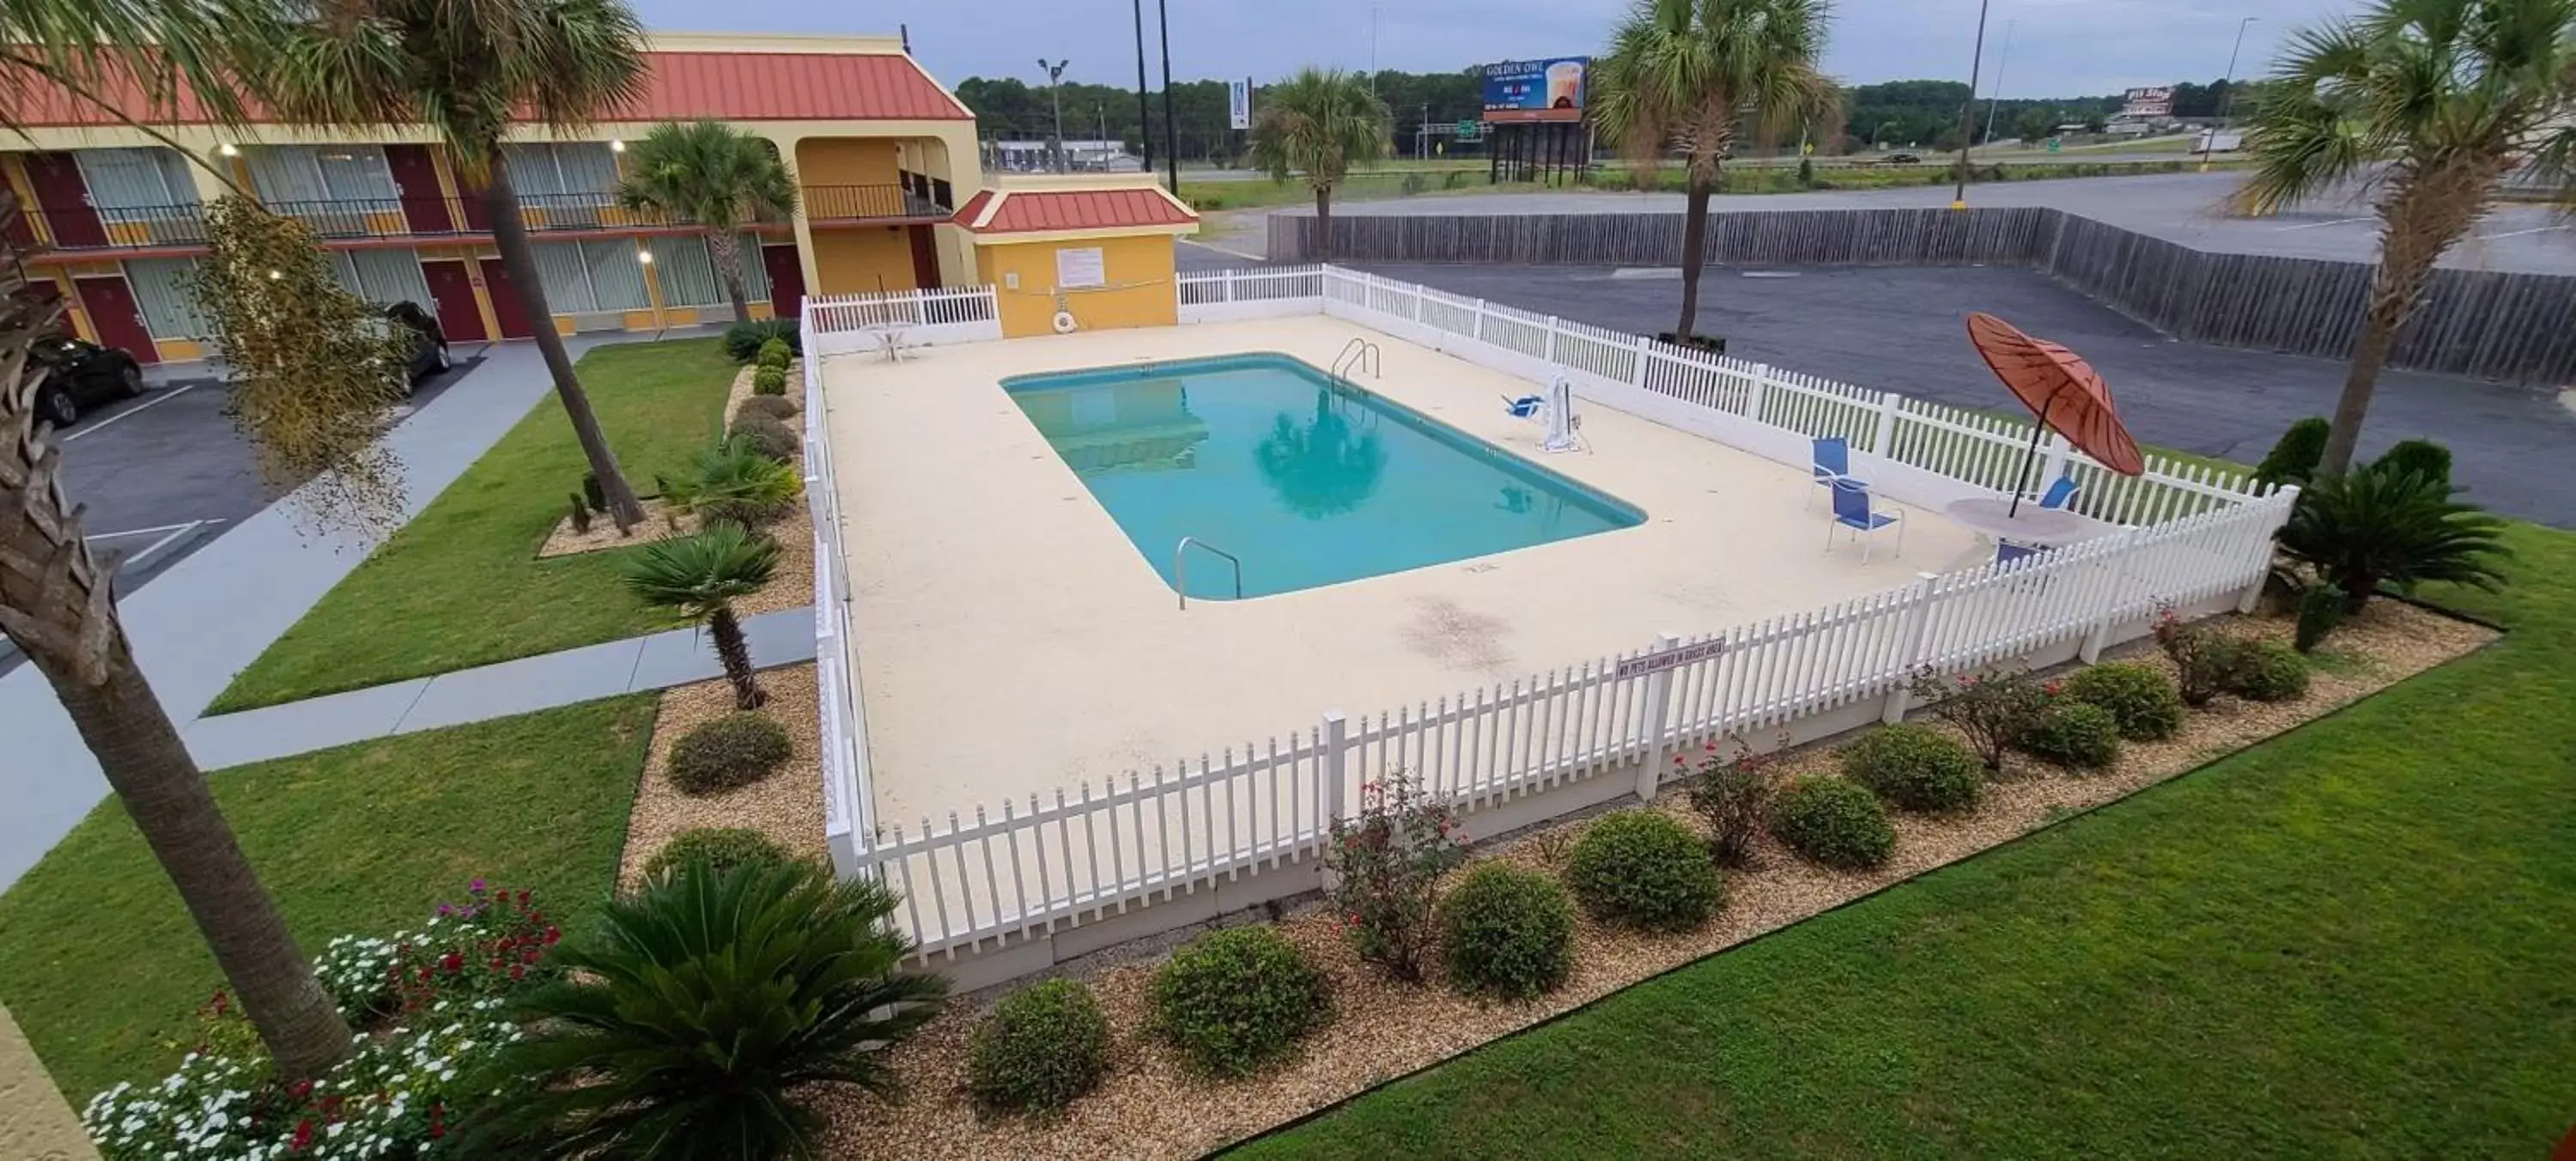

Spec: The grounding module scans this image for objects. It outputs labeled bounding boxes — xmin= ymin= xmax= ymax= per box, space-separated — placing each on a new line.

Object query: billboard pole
xmin=1950 ymin=0 xmax=1992 ymax=210
xmin=1158 ymin=0 xmax=1179 ymax=191
xmin=1133 ymin=0 xmax=1154 ymax=180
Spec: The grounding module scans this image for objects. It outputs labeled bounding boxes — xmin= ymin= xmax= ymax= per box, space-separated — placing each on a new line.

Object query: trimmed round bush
xmin=2059 ymin=662 xmax=2184 ymax=741
xmin=735 ymin=394 xmax=800 ymax=422
xmin=1563 ymin=811 xmax=1722 ymax=932
xmin=750 ymin=364 xmax=788 ymax=395
xmin=1770 ymin=776 xmax=1895 ymax=870
xmin=2018 ymin=701 xmax=2123 ymax=770
xmin=722 ymin=317 xmax=798 ymax=362
xmin=755 ymin=337 xmax=793 ymax=370
xmin=643 ymin=827 xmax=790 ymax=879
xmin=1439 ymin=864 xmax=1575 ymax=1000
xmin=666 ymin=713 xmax=793 ymax=794
xmin=1838 ymin=723 xmax=1983 ymax=813
xmin=2228 ymin=641 xmax=2312 ymax=702
xmin=728 ymin=411 xmax=801 ymax=460
xmin=968 ymin=979 xmax=1111 ymax=1115
xmin=1151 ymin=926 xmax=1329 ymax=1078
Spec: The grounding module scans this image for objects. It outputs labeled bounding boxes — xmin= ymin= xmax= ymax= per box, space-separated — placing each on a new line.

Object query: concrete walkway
xmin=183 ymin=607 xmax=816 ymax=771
xmin=0 ymin=332 xmax=716 ymax=890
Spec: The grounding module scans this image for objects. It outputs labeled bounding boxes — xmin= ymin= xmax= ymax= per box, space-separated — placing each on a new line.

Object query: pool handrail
xmin=1175 ymin=536 xmax=1244 ymax=611
xmin=1331 ymin=337 xmax=1381 ymax=386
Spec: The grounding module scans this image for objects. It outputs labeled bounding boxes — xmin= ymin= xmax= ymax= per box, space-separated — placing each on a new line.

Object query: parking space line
xmin=59 ymin=381 xmax=204 ymax=442
xmin=84 ymin=520 xmax=209 ymax=541
xmin=2272 ymin=216 xmax=2374 ymax=232
xmin=2475 ymin=224 xmax=2571 ymax=241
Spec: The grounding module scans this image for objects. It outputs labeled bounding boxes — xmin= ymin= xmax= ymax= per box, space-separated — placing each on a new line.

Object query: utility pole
xmin=1948 ymin=0 xmax=1993 ymax=210
xmin=1038 ymin=58 xmax=1069 ymax=173
xmin=2199 ymin=16 xmax=2259 ymax=172
xmin=1981 ymin=19 xmax=2016 ymax=147
xmin=1370 ymin=5 xmax=1381 ymax=93
xmin=1157 ymin=0 xmax=1179 ymax=192
xmin=1132 ymin=0 xmax=1155 ymax=179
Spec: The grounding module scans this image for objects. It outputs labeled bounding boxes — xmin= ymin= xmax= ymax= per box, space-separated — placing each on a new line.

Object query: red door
xmin=419 ymin=259 xmax=485 ymax=342
xmin=74 ymin=276 xmax=157 ymax=362
xmin=24 ymin=153 xmax=106 ymax=249
xmin=385 ymin=145 xmax=454 ymax=234
xmin=906 ymin=225 xmax=941 ymax=290
xmin=761 ymin=244 xmax=806 ymax=314
xmin=477 ymin=258 xmax=536 ymax=339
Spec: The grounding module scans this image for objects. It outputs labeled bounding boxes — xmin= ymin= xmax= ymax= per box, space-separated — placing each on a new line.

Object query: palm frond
xmin=2276 ymin=460 xmax=2512 ymax=600
xmin=1246 ymin=68 xmax=1389 ymax=190
xmin=0 ymin=0 xmax=288 ymax=136
xmin=615 ymin=119 xmax=799 ymax=228
xmin=621 ymin=520 xmax=781 ymax=619
xmin=1590 ymin=0 xmax=1836 ymax=177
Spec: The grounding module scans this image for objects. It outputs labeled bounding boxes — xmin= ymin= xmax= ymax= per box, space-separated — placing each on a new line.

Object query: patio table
xmin=1942 ymin=497 xmax=2103 ymax=548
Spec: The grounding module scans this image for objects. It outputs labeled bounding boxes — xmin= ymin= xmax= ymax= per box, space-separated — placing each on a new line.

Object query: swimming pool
xmin=1005 ymin=352 xmax=1644 ymax=600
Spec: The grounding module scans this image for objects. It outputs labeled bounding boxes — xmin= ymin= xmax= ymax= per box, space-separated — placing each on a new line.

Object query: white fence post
xmin=1224 ymin=270 xmax=1237 ymax=302
xmin=1746 ymin=364 xmax=1770 ymax=423
xmin=1635 ymin=632 xmax=1681 ymax=801
xmin=1321 ymin=709 xmax=1348 ymax=824
xmin=1880 ymin=574 xmax=1941 ymax=724
xmin=1872 ymin=392 xmax=1902 ymax=456
xmin=2039 ymin=431 xmax=2072 ymax=490
xmin=2233 ymin=487 xmax=2293 ymax=613
xmin=1631 ymin=334 xmax=1651 ymax=389
xmin=2081 ymin=526 xmax=2143 ymax=662
xmin=1544 ymin=318 xmax=1559 ymax=366
xmin=1473 ymin=299 xmax=1487 ymax=343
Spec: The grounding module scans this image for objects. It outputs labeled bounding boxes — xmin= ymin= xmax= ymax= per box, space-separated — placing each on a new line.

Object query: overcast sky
xmin=638 ymin=0 xmax=2359 ymax=99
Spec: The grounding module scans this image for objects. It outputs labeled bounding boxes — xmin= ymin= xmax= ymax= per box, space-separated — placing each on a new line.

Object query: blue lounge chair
xmin=1826 ymin=478 xmax=1904 ymax=562
xmin=1504 ymin=394 xmax=1545 ymax=419
xmin=1811 ymin=436 xmax=1853 ymax=508
xmin=2037 ymin=475 xmax=2079 ymax=510
xmin=1995 ymin=541 xmax=2041 ymax=568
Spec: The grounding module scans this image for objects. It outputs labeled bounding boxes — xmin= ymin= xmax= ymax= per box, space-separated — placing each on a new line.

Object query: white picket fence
xmin=804 ymin=268 xmax=2299 ymax=976
xmin=805 ymin=284 xmax=1002 ymax=354
xmin=802 ymin=323 xmax=873 ymax=869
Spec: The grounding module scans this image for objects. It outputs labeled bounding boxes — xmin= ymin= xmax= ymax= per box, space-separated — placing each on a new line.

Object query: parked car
xmin=369 ymin=301 xmax=451 ymax=394
xmin=1885 ymin=151 xmax=1923 ymax=165
xmin=26 ymin=334 xmax=143 ymax=427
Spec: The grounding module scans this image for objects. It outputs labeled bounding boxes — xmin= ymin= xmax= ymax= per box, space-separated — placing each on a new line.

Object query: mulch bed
xmin=615 ymin=663 xmax=829 ymax=894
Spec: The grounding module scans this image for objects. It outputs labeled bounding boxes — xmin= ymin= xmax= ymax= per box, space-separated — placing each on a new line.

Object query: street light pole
xmin=1949 ymin=0 xmax=1993 ymax=210
xmin=1133 ymin=0 xmax=1154 ymax=179
xmin=1038 ymin=58 xmax=1069 ymax=173
xmin=1157 ymin=0 xmax=1178 ymax=191
xmin=2198 ymin=16 xmax=2259 ymax=172
xmin=1981 ymin=19 xmax=2017 ymax=148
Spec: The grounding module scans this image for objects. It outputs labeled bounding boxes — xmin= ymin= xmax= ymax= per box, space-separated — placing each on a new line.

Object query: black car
xmin=26 ymin=335 xmax=143 ymax=427
xmin=373 ymin=301 xmax=452 ymax=395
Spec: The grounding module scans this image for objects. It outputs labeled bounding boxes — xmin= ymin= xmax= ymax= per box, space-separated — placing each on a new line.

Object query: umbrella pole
xmin=2009 ymin=414 xmax=2048 ymax=518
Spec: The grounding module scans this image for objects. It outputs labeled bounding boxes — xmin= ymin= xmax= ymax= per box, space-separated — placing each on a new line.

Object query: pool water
xmin=1005 ymin=353 xmax=1643 ymax=600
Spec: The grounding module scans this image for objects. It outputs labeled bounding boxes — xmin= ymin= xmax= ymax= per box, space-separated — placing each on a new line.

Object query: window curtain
xmin=501 ymin=144 xmax=567 ymax=197
xmin=551 ymin=143 xmax=619 ymax=194
xmin=313 ymin=147 xmax=397 ymax=202
xmin=531 ymin=240 xmax=595 ymax=313
xmin=338 ymin=248 xmax=432 ymax=307
xmin=124 ymin=258 xmax=209 ymax=338
xmin=655 ymin=236 xmax=724 ymax=307
xmin=580 ymin=239 xmax=648 ymax=311
xmin=76 ymin=149 xmax=192 ymax=210
xmin=244 ymin=147 xmax=326 ymax=204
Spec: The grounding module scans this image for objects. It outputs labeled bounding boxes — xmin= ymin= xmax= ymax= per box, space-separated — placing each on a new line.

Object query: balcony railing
xmin=802 ymin=184 xmax=949 ymax=222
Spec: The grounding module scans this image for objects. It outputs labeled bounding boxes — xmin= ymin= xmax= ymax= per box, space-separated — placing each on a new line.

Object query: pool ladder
xmin=1175 ymin=537 xmax=1242 ymax=611
xmin=1332 ymin=337 xmax=1381 ymax=386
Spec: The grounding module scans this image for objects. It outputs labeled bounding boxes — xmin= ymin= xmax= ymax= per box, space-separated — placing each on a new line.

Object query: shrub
xmin=2275 ymin=461 xmax=2509 ymax=613
xmin=1839 ymin=723 xmax=1984 ymax=813
xmin=644 ymin=827 xmax=791 ymax=879
xmin=2373 ymin=438 xmax=2452 ymax=489
xmin=1683 ymin=734 xmax=1778 ymax=867
xmin=580 ymin=471 xmax=605 ymax=514
xmin=2252 ymin=416 xmax=2330 ymax=487
xmin=567 ymin=493 xmax=592 ymax=535
xmin=2018 ymin=700 xmax=2123 ymax=770
xmin=968 ymin=979 xmax=1111 ymax=1115
xmin=1151 ymin=926 xmax=1330 ymax=1078
xmin=737 ymin=393 xmax=800 ymax=422
xmin=2295 ymin=582 xmax=2348 ymax=652
xmin=667 ymin=712 xmax=793 ymax=794
xmin=1911 ymin=665 xmax=2050 ymax=775
xmin=756 ymin=337 xmax=793 ymax=370
xmin=1400 ymin=172 xmax=1429 ymax=196
xmin=2058 ymin=662 xmax=2184 ymax=741
xmin=1770 ymin=776 xmax=1895 ymax=870
xmin=2154 ymin=611 xmax=2251 ymax=708
xmin=1439 ymin=864 xmax=1575 ymax=1000
xmin=464 ymin=861 xmax=945 ymax=1156
xmin=729 ymin=410 xmax=803 ymax=460
xmin=659 ymin=435 xmax=801 ymax=528
xmin=1324 ymin=773 xmax=1466 ymax=982
xmin=1563 ymin=811 xmax=1722 ymax=932
xmin=2228 ymin=641 xmax=2312 ymax=702
xmin=751 ymin=363 xmax=788 ymax=395
xmin=723 ymin=317 xmax=799 ymax=363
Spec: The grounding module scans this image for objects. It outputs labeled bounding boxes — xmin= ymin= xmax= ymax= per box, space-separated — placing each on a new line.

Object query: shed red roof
xmin=955 ymin=186 xmax=1197 ymax=234
xmin=3 ymin=49 xmax=969 ymax=128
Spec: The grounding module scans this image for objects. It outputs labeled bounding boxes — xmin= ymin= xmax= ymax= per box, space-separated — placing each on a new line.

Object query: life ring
xmin=1052 ymin=309 xmax=1078 ymax=334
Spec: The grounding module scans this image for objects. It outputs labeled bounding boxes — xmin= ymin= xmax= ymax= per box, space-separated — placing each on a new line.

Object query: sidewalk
xmin=183 ymin=607 xmax=815 ymax=770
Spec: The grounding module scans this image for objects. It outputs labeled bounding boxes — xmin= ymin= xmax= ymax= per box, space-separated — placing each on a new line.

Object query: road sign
xmin=1614 ymin=639 xmax=1725 ymax=679
xmin=1456 ymin=119 xmax=1479 ymax=137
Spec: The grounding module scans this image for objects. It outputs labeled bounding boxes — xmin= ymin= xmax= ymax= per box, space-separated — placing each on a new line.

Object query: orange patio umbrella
xmin=1965 ymin=312 xmax=2145 ymax=514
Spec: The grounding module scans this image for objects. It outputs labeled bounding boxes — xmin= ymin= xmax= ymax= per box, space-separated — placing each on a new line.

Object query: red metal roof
xmin=957 ymin=187 xmax=1197 ymax=234
xmin=3 ymin=50 xmax=968 ymax=128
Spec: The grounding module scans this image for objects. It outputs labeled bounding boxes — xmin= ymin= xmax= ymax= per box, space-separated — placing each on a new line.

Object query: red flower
xmin=290 ymin=1119 xmax=316 ymax=1152
xmin=428 ymin=1103 xmax=447 ymax=1140
xmin=440 ymin=952 xmax=463 ymax=973
xmin=289 ymin=1079 xmax=313 ymax=1100
xmin=510 ymin=963 xmax=526 ymax=980
xmin=543 ymin=927 xmax=561 ymax=945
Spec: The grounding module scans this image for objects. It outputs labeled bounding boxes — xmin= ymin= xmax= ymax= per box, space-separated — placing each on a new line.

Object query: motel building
xmin=0 ymin=31 xmax=1149 ymax=364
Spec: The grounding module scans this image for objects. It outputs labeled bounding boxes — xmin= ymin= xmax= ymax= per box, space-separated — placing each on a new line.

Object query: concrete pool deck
xmin=822 ymin=315 xmax=1980 ymax=827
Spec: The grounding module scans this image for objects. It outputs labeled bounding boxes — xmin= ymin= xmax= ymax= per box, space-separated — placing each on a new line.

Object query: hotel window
xmin=651 ymin=234 xmax=772 ymax=307
xmin=530 ymin=238 xmax=650 ymax=313
xmin=123 ymin=258 xmax=210 ymax=339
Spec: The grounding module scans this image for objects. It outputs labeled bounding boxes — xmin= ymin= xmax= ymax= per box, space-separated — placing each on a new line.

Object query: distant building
xmin=987 ymin=139 xmax=1141 ymax=173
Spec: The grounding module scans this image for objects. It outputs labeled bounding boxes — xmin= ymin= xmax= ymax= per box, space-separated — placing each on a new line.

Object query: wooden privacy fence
xmin=802 ymin=267 xmax=2296 ymax=975
xmin=1268 ymin=207 xmax=2576 ymax=385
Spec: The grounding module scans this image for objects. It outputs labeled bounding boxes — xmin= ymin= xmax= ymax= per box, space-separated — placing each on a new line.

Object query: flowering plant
xmin=314 ymin=879 xmax=562 ymax=1026
xmin=1324 ymin=772 xmax=1467 ymax=983
xmin=2151 ymin=606 xmax=2249 ymax=708
xmin=1681 ymin=732 xmax=1782 ymax=867
xmin=1909 ymin=664 xmax=2050 ymax=775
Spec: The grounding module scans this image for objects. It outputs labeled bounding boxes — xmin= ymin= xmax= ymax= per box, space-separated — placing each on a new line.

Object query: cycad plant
xmin=1247 ymin=67 xmax=1390 ymax=260
xmin=2276 ymin=460 xmax=2511 ymax=611
xmin=2233 ymin=0 xmax=2576 ymax=477
xmin=1591 ymin=0 xmax=1839 ymax=338
xmin=617 ymin=119 xmax=799 ymax=324
xmin=464 ymin=859 xmax=948 ymax=1158
xmin=623 ymin=521 xmax=780 ymax=708
xmin=660 ymin=435 xmax=802 ymax=528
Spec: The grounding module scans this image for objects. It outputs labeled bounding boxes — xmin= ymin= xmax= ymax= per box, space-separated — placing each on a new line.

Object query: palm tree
xmin=1255 ymin=389 xmax=1386 ymax=518
xmin=616 ymin=119 xmax=799 ymax=325
xmin=258 ymin=0 xmax=657 ymax=530
xmin=2234 ymin=0 xmax=2576 ymax=477
xmin=623 ymin=521 xmax=780 ymax=709
xmin=1592 ymin=0 xmax=1840 ymax=339
xmin=1 ymin=7 xmax=360 ymax=1080
xmin=464 ymin=859 xmax=947 ymax=1157
xmin=1248 ymin=68 xmax=1390 ymax=261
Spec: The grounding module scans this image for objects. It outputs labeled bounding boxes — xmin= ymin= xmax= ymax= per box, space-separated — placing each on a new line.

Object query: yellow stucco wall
xmin=811 ymin=226 xmax=918 ymax=295
xmin=794 ymin=138 xmax=902 ymax=188
xmin=0 ymin=1002 xmax=94 ymax=1160
xmin=975 ymin=234 xmax=1179 ymax=338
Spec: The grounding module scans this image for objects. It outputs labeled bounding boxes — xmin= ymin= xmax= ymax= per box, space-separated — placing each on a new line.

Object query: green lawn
xmin=1235 ymin=522 xmax=2576 ymax=1158
xmin=0 ymin=696 xmax=657 ymax=1098
xmin=209 ymin=339 xmax=737 ymax=712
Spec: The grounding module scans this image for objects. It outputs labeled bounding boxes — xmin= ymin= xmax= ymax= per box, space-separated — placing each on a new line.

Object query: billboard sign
xmin=1479 ymin=57 xmax=1588 ymax=123
xmin=1228 ymin=78 xmax=1251 ymax=131
xmin=2119 ymin=86 xmax=2174 ymax=119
